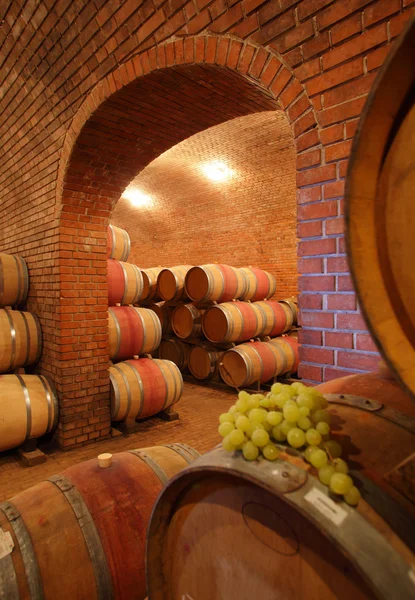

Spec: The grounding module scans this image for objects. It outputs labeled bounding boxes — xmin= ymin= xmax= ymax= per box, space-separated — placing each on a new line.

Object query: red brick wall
xmin=111 ymin=111 xmax=298 ymax=297
xmin=0 ymin=1 xmax=413 ymax=447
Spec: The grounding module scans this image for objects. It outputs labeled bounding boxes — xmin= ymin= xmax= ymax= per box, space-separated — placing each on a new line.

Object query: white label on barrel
xmin=0 ymin=528 xmax=14 ymax=559
xmin=305 ymin=487 xmax=348 ymax=526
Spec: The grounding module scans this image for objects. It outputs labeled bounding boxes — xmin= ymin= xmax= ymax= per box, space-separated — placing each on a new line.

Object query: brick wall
xmin=111 ymin=111 xmax=298 ymax=297
xmin=0 ymin=0 xmax=413 ymax=447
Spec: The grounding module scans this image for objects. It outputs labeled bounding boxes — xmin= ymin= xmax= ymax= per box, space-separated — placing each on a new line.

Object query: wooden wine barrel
xmin=185 ymin=264 xmax=246 ymax=303
xmin=0 ymin=308 xmax=42 ymax=373
xmin=240 ymin=267 xmax=277 ymax=301
xmin=0 ymin=374 xmax=59 ymax=452
xmin=108 ymin=259 xmax=144 ymax=306
xmin=0 ymin=253 xmax=29 ymax=308
xmin=158 ymin=338 xmax=190 ymax=371
xmin=280 ymin=297 xmax=298 ymax=326
xmin=157 ymin=266 xmax=193 ymax=302
xmin=110 ymin=358 xmax=183 ymax=422
xmin=188 ymin=342 xmax=225 ymax=380
xmin=108 ymin=307 xmax=162 ymax=361
xmin=146 ymin=443 xmax=414 ymax=600
xmin=219 ymin=340 xmax=287 ymax=387
xmin=107 ymin=224 xmax=131 ymax=261
xmin=255 ymin=300 xmax=293 ymax=336
xmin=202 ymin=301 xmax=267 ymax=344
xmin=142 ymin=267 xmax=163 ymax=302
xmin=147 ymin=302 xmax=174 ymax=337
xmin=346 ymin=18 xmax=415 ymax=400
xmin=0 ymin=444 xmax=199 ymax=600
xmin=171 ymin=304 xmax=204 ymax=339
xmin=268 ymin=335 xmax=299 ymax=374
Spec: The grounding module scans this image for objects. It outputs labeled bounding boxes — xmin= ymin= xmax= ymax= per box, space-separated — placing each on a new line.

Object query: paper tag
xmin=305 ymin=487 xmax=348 ymax=526
xmin=0 ymin=528 xmax=14 ymax=559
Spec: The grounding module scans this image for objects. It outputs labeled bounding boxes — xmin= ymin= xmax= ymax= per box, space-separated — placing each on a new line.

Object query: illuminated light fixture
xmin=201 ymin=160 xmax=234 ymax=182
xmin=121 ymin=187 xmax=152 ymax=207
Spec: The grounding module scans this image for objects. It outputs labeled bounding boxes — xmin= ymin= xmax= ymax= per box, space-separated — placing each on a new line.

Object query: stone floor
xmin=0 ymin=382 xmax=236 ymax=500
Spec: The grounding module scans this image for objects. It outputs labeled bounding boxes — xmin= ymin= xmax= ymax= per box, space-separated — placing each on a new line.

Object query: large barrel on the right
xmin=0 ymin=444 xmax=199 ymax=600
xmin=345 ymin=17 xmax=415 ymax=401
xmin=0 ymin=253 xmax=29 ymax=307
xmin=110 ymin=358 xmax=183 ymax=422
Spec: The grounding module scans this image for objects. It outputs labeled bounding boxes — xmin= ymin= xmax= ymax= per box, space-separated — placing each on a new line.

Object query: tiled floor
xmin=0 ymin=383 xmax=236 ymax=500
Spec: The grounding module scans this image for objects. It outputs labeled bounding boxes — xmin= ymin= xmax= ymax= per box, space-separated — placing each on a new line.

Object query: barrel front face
xmin=0 ymin=374 xmax=58 ymax=451
xmin=148 ymin=302 xmax=173 ymax=337
xmin=189 ymin=344 xmax=222 ymax=380
xmin=172 ymin=304 xmax=203 ymax=339
xmin=146 ymin=470 xmax=377 ymax=600
xmin=158 ymin=266 xmax=193 ymax=301
xmin=159 ymin=339 xmax=190 ymax=371
xmin=0 ymin=309 xmax=42 ymax=372
xmin=0 ymin=253 xmax=29 ymax=308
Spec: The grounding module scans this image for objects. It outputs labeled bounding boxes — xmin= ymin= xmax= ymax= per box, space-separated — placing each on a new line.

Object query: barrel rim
xmin=146 ymin=446 xmax=415 ymax=600
xmin=345 ymin=16 xmax=415 ymax=401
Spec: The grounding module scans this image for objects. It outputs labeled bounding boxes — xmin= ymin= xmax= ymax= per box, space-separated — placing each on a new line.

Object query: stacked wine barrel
xmin=0 ymin=253 xmax=59 ymax=452
xmin=107 ymin=226 xmax=184 ymax=424
xmin=133 ymin=260 xmax=300 ymax=389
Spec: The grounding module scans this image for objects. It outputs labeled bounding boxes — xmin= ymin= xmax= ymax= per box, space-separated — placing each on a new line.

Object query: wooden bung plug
xmin=98 ymin=453 xmax=113 ymax=468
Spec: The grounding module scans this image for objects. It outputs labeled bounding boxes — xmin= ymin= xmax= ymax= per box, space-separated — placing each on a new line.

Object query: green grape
xmin=219 ymin=412 xmax=235 ymax=424
xmin=238 ymin=390 xmax=250 ymax=403
xmin=274 ymin=392 xmax=292 ymax=408
xmin=272 ymin=424 xmax=286 ymax=442
xmin=228 ymin=404 xmax=237 ymax=414
xmin=267 ymin=394 xmax=278 ymax=408
xmin=333 ymin=458 xmax=349 ymax=474
xmin=304 ymin=446 xmax=319 ymax=462
xmin=299 ymin=406 xmax=310 ymax=417
xmin=329 ymin=473 xmax=353 ymax=495
xmin=283 ymin=403 xmax=300 ymax=423
xmin=305 ymin=428 xmax=322 ymax=446
xmin=218 ymin=422 xmax=235 ymax=437
xmin=262 ymin=443 xmax=280 ymax=461
xmin=297 ymin=416 xmax=311 ymax=431
xmin=287 ymin=428 xmax=306 ymax=449
xmin=245 ymin=422 xmax=256 ymax=438
xmin=251 ymin=428 xmax=270 ymax=448
xmin=315 ymin=394 xmax=328 ymax=408
xmin=242 ymin=440 xmax=259 ymax=461
xmin=283 ymin=384 xmax=297 ymax=397
xmin=263 ymin=421 xmax=273 ymax=432
xmin=235 ymin=415 xmax=250 ymax=432
xmin=236 ymin=397 xmax=249 ymax=413
xmin=316 ymin=421 xmax=330 ymax=437
xmin=309 ymin=448 xmax=328 ymax=468
xmin=296 ymin=393 xmax=314 ymax=410
xmin=233 ymin=411 xmax=242 ymax=421
xmin=260 ymin=397 xmax=272 ymax=408
xmin=291 ymin=381 xmax=307 ymax=394
xmin=271 ymin=382 xmax=283 ymax=395
xmin=325 ymin=440 xmax=342 ymax=458
xmin=266 ymin=411 xmax=283 ymax=426
xmin=318 ymin=465 xmax=335 ymax=485
xmin=313 ymin=409 xmax=331 ymax=425
xmin=248 ymin=408 xmax=267 ymax=424
xmin=229 ymin=428 xmax=245 ymax=446
xmin=280 ymin=419 xmax=295 ymax=436
xmin=222 ymin=435 xmax=236 ymax=452
xmin=247 ymin=394 xmax=261 ymax=410
xmin=344 ymin=486 xmax=361 ymax=506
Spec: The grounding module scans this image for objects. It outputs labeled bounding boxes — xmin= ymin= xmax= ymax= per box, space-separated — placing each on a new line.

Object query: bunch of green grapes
xmin=218 ymin=381 xmax=360 ymax=507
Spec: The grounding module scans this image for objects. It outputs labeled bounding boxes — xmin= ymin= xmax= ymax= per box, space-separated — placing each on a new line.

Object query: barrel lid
xmin=346 ymin=16 xmax=415 ymax=401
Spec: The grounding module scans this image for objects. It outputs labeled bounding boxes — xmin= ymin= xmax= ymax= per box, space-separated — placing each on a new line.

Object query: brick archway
xmin=56 ymin=35 xmax=315 ymax=447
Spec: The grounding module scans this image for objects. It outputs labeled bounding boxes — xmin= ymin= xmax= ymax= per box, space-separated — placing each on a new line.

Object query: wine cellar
xmin=0 ymin=2 xmax=414 ymax=599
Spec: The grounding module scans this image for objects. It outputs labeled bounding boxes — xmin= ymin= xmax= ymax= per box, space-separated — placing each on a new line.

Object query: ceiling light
xmin=201 ymin=160 xmax=234 ymax=182
xmin=121 ymin=188 xmax=152 ymax=207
